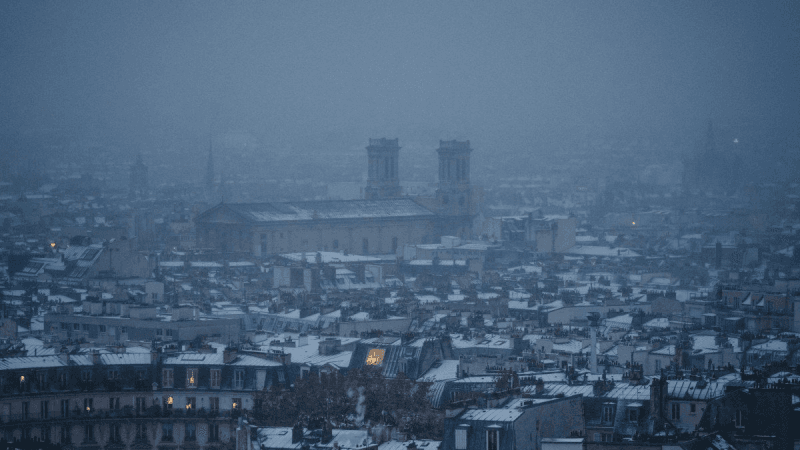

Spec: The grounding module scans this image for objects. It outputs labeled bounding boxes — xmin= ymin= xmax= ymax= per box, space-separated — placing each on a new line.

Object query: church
xmin=194 ymin=139 xmax=479 ymax=256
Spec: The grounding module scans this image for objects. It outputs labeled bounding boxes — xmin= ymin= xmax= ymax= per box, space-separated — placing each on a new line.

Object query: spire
xmin=704 ymin=120 xmax=716 ymax=155
xmin=204 ymin=138 xmax=215 ymax=190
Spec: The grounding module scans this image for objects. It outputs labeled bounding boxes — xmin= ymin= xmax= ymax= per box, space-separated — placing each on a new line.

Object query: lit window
xmin=365 ymin=349 xmax=385 ymax=365
xmin=232 ymin=398 xmax=241 ymax=410
xmin=187 ymin=368 xmax=197 ymax=388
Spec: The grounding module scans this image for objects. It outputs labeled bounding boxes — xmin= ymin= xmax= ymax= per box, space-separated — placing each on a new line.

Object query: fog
xmin=1 ymin=1 xmax=798 ymax=186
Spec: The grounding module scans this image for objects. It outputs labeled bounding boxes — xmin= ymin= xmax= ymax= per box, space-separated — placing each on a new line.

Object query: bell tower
xmin=365 ymin=138 xmax=401 ymax=199
xmin=436 ymin=139 xmax=472 ymax=216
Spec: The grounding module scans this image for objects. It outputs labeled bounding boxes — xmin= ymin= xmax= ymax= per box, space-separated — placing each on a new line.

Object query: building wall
xmin=199 ymin=216 xmax=437 ymax=257
xmin=44 ymin=314 xmax=241 ymax=344
xmin=442 ymin=396 xmax=584 ymax=450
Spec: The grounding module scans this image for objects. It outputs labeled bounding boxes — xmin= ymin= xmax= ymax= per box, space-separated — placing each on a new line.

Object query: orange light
xmin=167 ymin=397 xmax=173 ymax=405
xmin=186 ymin=404 xmax=191 ymax=409
xmin=632 ymin=222 xmax=636 ymax=225
xmin=20 ymin=376 xmax=25 ymax=382
xmin=365 ymin=349 xmax=385 ymax=365
xmin=50 ymin=242 xmax=56 ymax=248
xmin=232 ymin=402 xmax=238 ymax=409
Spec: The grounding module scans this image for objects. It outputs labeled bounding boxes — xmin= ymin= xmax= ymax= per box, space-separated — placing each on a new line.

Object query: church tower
xmin=436 ymin=139 xmax=472 ymax=217
xmin=365 ymin=138 xmax=401 ymax=199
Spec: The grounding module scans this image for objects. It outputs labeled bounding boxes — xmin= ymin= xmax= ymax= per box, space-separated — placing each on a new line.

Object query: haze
xmin=1 ymin=1 xmax=798 ymax=185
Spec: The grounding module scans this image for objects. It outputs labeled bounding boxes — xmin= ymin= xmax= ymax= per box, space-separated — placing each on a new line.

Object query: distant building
xmin=129 ymin=154 xmax=148 ymax=198
xmin=195 ymin=139 xmax=480 ymax=256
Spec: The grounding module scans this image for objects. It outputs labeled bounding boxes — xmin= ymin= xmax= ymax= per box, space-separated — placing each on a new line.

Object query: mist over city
xmin=0 ymin=2 xmax=799 ymax=450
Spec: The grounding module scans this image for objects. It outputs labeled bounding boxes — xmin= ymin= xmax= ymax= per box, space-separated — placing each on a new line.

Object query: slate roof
xmin=199 ymin=199 xmax=434 ymax=224
xmin=666 ymin=380 xmax=726 ymax=400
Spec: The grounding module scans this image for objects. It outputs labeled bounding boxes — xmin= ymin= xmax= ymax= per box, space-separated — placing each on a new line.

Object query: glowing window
xmin=187 ymin=368 xmax=197 ymax=388
xmin=365 ymin=349 xmax=385 ymax=365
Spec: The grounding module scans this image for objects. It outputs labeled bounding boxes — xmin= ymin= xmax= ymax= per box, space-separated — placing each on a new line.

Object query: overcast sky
xmin=2 ymin=1 xmax=798 ymax=153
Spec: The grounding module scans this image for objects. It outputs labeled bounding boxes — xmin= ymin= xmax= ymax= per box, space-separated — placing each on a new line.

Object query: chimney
xmin=223 ymin=346 xmax=238 ymax=364
xmin=91 ymin=350 xmax=101 ymax=365
xmin=58 ymin=346 xmax=70 ymax=364
xmin=292 ymin=423 xmax=304 ymax=444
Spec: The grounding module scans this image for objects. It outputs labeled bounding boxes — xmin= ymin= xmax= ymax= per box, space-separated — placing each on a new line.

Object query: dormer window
xmin=455 ymin=425 xmax=469 ymax=450
xmin=187 ymin=368 xmax=198 ymax=388
xmin=486 ymin=425 xmax=501 ymax=450
xmin=602 ymin=403 xmax=615 ymax=422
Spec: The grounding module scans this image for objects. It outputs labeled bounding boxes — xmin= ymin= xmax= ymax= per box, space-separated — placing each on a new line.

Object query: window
xmin=655 ymin=359 xmax=661 ymax=371
xmin=109 ymin=397 xmax=120 ymax=410
xmin=628 ymin=408 xmax=638 ymax=422
xmin=36 ymin=372 xmax=47 ymax=386
xmin=109 ymin=424 xmax=121 ymax=443
xmin=186 ymin=397 xmax=196 ymax=411
xmin=185 ymin=423 xmax=196 ymax=441
xmin=73 ymin=323 xmax=80 ymax=330
xmin=84 ymin=424 xmax=94 ymax=443
xmin=164 ymin=396 xmax=173 ymax=410
xmin=209 ymin=397 xmax=219 ymax=412
xmin=487 ymin=428 xmax=499 ymax=450
xmin=58 ymin=371 xmax=67 ymax=388
xmin=81 ymin=370 xmax=92 ymax=382
xmin=166 ymin=329 xmax=174 ymax=337
xmin=136 ymin=370 xmax=146 ymax=381
xmin=210 ymin=369 xmax=221 ymax=388
xmin=671 ymin=403 xmax=681 ymax=421
xmin=83 ymin=398 xmax=93 ymax=413
xmin=602 ymin=404 xmax=615 ymax=422
xmin=60 ymin=400 xmax=69 ymax=418
xmin=187 ymin=368 xmax=198 ymax=388
xmin=735 ymin=410 xmax=744 ymax=428
xmin=156 ymin=329 xmax=163 ymax=336
xmin=107 ymin=369 xmax=119 ymax=380
xmin=40 ymin=400 xmax=49 ymax=419
xmin=60 ymin=426 xmax=71 ymax=444
xmin=42 ymin=426 xmax=50 ymax=443
xmin=690 ymin=403 xmax=696 ymax=413
xmin=333 ymin=239 xmax=339 ymax=250
xmin=362 ymin=238 xmax=369 ymax=254
xmin=99 ymin=325 xmax=106 ymax=333
xmin=209 ymin=423 xmax=220 ymax=442
xmin=232 ymin=398 xmax=241 ymax=410
xmin=392 ymin=237 xmax=398 ymax=252
xmin=135 ymin=397 xmax=146 ymax=414
xmin=455 ymin=428 xmax=468 ymax=450
xmin=162 ymin=369 xmax=174 ymax=388
xmin=136 ymin=424 xmax=147 ymax=441
xmin=22 ymin=402 xmax=29 ymax=420
xmin=161 ymin=423 xmax=173 ymax=442
xmin=234 ymin=370 xmax=244 ymax=389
